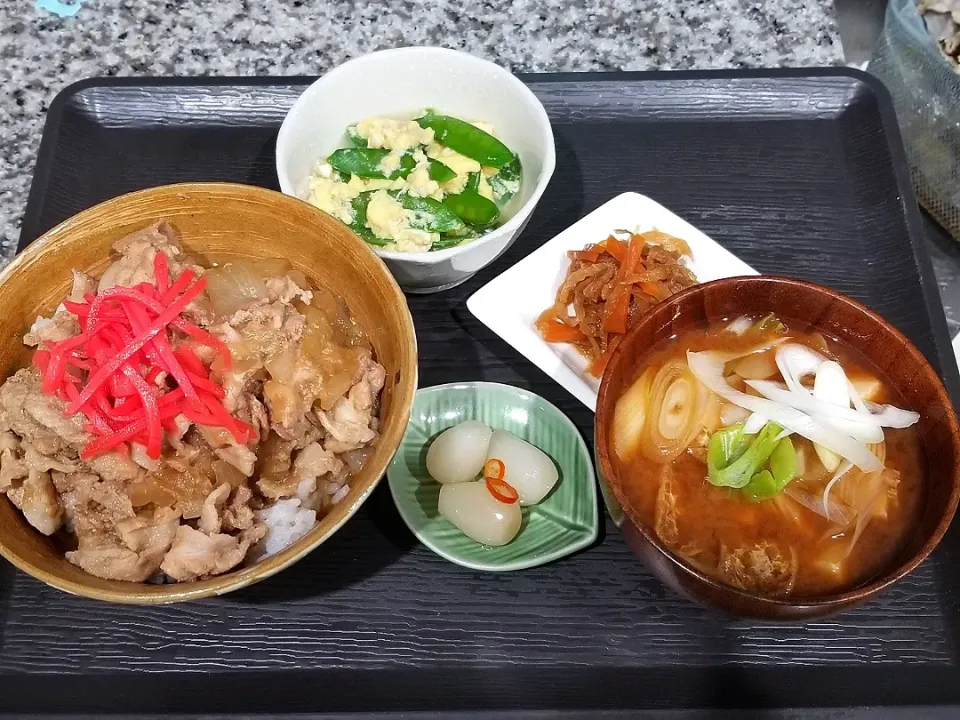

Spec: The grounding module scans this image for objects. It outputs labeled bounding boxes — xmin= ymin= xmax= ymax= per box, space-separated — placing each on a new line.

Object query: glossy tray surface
xmin=5 ymin=70 xmax=959 ymax=716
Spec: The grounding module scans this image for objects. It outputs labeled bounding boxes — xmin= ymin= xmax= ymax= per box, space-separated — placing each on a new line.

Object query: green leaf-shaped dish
xmin=387 ymin=381 xmax=599 ymax=571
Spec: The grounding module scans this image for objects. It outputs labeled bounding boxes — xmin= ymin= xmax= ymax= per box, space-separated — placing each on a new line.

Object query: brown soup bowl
xmin=0 ymin=183 xmax=418 ymax=603
xmin=595 ymin=276 xmax=960 ymax=620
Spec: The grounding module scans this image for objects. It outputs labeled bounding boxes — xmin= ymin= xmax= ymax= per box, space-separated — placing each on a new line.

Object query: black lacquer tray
xmin=4 ymin=70 xmax=959 ymax=718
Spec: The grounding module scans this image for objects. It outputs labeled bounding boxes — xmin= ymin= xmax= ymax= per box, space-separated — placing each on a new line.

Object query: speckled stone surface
xmin=0 ymin=0 xmax=842 ymax=263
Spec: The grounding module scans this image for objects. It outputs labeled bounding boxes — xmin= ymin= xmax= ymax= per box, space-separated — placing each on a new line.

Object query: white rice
xmin=255 ymin=499 xmax=317 ymax=558
xmin=296 ymin=477 xmax=317 ymax=502
xmin=255 ymin=477 xmax=351 ymax=557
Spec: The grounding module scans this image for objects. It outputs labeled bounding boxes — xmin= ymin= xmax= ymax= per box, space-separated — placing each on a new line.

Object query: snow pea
xmin=417 ymin=112 xmax=514 ymax=168
xmin=442 ymin=189 xmax=500 ymax=227
xmin=346 ymin=126 xmax=367 ymax=147
xmin=489 ymin=153 xmax=522 ymax=206
xmin=327 ymin=148 xmax=415 ymax=180
xmin=389 ymin=192 xmax=466 ymax=234
xmin=349 ymin=192 xmax=386 ymax=246
xmin=465 ymin=172 xmax=481 ymax=192
xmin=428 ymin=159 xmax=457 ymax=183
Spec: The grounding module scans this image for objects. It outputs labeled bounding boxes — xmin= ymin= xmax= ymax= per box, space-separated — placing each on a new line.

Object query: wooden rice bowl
xmin=595 ymin=276 xmax=960 ymax=620
xmin=0 ymin=183 xmax=418 ymax=604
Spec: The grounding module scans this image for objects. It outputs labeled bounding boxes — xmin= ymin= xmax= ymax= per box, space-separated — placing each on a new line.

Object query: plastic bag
xmin=870 ymin=0 xmax=960 ymax=240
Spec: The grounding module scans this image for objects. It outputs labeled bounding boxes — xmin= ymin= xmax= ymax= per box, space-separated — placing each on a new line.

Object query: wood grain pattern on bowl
xmin=0 ymin=182 xmax=418 ymax=604
xmin=595 ymin=275 xmax=960 ymax=620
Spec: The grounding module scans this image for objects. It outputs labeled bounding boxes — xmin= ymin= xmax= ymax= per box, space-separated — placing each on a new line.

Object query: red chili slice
xmin=483 ymin=458 xmax=505 ymax=482
xmin=485 ymin=476 xmax=519 ymax=505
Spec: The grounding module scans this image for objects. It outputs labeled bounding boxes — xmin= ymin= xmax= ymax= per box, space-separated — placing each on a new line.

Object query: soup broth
xmin=611 ymin=317 xmax=925 ymax=598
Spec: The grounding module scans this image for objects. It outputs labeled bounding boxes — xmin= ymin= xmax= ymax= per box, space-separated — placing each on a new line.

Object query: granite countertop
xmin=0 ymin=0 xmax=842 ymax=262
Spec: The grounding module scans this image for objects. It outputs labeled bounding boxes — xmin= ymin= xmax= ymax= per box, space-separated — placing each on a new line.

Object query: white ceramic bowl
xmin=276 ymin=46 xmax=556 ymax=294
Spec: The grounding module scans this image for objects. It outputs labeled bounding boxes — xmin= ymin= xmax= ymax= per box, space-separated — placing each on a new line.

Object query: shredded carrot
xmin=539 ymin=321 xmax=584 ymax=343
xmin=621 ymin=234 xmax=646 ymax=278
xmin=601 ymin=237 xmax=627 ymax=263
xmin=572 ymin=236 xmax=630 ymax=264
xmin=602 ymin=290 xmax=630 ymax=334
xmin=639 ymin=281 xmax=662 ymax=298
xmin=598 ymin=235 xmax=645 ymax=337
xmin=539 ymin=228 xmax=697 ymax=378
xmin=587 ymin=335 xmax=622 ymax=378
xmin=574 ymin=245 xmax=605 ymax=262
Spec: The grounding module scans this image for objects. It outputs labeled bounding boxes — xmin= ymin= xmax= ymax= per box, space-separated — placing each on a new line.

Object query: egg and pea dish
xmin=306 ymin=112 xmax=522 ymax=253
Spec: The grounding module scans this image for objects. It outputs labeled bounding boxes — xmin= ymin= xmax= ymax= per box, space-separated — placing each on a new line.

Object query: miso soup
xmin=610 ymin=314 xmax=924 ymax=597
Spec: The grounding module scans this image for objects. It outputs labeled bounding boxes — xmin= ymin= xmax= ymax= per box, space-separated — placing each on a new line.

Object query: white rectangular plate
xmin=466 ymin=192 xmax=758 ymax=410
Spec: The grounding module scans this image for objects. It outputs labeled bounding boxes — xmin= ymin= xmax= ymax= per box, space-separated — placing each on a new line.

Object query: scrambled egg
xmin=405 ymin=149 xmax=441 ymax=199
xmin=307 ymin=171 xmax=357 ymax=225
xmin=376 ymin=152 xmax=403 ymax=177
xmin=356 ymin=117 xmax=434 ymax=151
xmin=345 ymin=174 xmax=402 ymax=194
xmin=427 ymin=143 xmax=481 ymax=195
xmin=476 ymin=172 xmax=494 ymax=201
xmin=365 ymin=190 xmax=436 ymax=253
xmin=306 ymin=113 xmax=511 ymax=252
